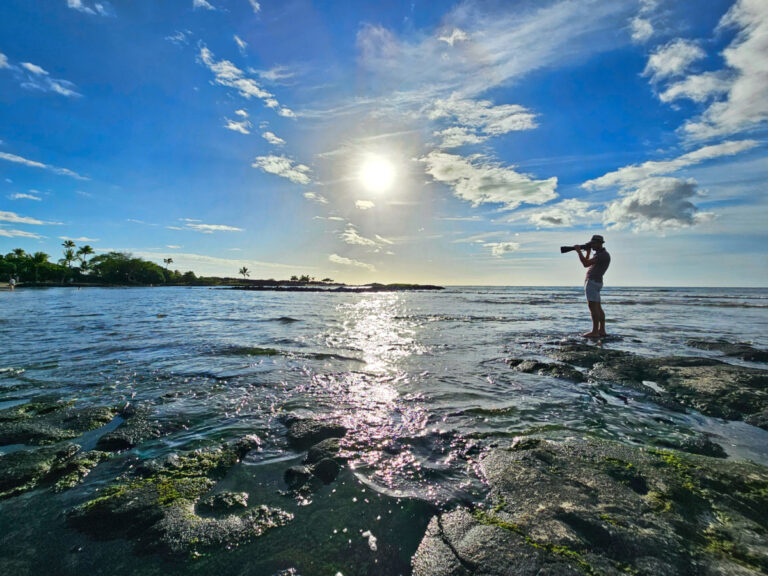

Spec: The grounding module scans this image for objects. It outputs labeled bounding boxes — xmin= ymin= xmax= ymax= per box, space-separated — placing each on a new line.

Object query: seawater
xmin=1 ymin=286 xmax=767 ymax=575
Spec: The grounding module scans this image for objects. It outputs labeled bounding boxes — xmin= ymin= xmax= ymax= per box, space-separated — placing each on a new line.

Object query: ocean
xmin=1 ymin=286 xmax=767 ymax=575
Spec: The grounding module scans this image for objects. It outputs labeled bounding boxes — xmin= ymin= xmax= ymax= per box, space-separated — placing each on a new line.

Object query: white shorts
xmin=585 ymin=279 xmax=603 ymax=302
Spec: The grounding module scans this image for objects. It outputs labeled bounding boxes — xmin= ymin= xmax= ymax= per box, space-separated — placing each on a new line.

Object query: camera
xmin=560 ymin=243 xmax=592 ymax=254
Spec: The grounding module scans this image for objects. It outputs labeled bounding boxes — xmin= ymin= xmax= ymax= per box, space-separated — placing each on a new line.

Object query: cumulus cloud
xmin=248 ymin=0 xmax=261 ymax=13
xmin=0 ymin=210 xmax=53 ymax=225
xmin=582 ymin=140 xmax=760 ymax=189
xmin=643 ymin=39 xmax=705 ymax=83
xmin=0 ymin=151 xmax=88 ymax=180
xmin=329 ymin=253 xmax=376 ymax=272
xmin=603 ymin=177 xmax=713 ymax=232
xmin=0 ymin=228 xmax=42 ymax=239
xmin=631 ymin=17 xmax=654 ymax=43
xmin=262 ymin=131 xmax=285 ymax=146
xmin=235 ymin=109 xmax=248 ymax=117
xmin=682 ymin=0 xmax=768 ymax=139
xmin=303 ymin=192 xmax=328 ymax=204
xmin=193 ymin=0 xmax=216 ymax=11
xmin=355 ymin=200 xmax=375 ymax=210
xmin=9 ymin=192 xmax=42 ymax=201
xmin=484 ymin=241 xmax=520 ymax=256
xmin=278 ymin=107 xmax=296 ymax=118
xmin=438 ymin=28 xmax=469 ymax=46
xmin=421 ymin=151 xmax=557 ymax=210
xmin=528 ymin=199 xmax=599 ymax=228
xmin=234 ymin=35 xmax=247 ymax=55
xmin=224 ymin=117 xmax=251 ymax=134
xmin=67 ymin=0 xmax=112 ymax=16
xmin=659 ymin=71 xmax=730 ymax=103
xmin=252 ymin=155 xmax=311 ymax=184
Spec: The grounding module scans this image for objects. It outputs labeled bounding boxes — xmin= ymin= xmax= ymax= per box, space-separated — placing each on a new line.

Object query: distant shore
xmin=7 ymin=280 xmax=445 ymax=292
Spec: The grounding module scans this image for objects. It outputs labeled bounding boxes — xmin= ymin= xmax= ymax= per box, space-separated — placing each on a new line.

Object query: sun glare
xmin=359 ymin=155 xmax=395 ymax=193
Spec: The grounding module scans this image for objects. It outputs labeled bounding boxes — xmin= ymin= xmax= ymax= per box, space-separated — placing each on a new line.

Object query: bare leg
xmin=598 ymin=304 xmax=607 ymax=336
xmin=583 ymin=302 xmax=601 ymax=337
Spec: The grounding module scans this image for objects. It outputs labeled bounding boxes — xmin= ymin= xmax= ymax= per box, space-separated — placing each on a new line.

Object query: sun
xmin=359 ymin=155 xmax=395 ymax=193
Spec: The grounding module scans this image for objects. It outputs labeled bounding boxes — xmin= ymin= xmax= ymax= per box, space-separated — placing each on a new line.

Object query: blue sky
xmin=1 ymin=0 xmax=766 ymax=285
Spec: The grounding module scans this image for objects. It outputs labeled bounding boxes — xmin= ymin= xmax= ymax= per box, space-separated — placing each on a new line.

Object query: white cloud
xmin=329 ymin=253 xmax=376 ymax=272
xmin=583 ymin=140 xmax=760 ymax=189
xmin=659 ymin=71 xmax=730 ymax=103
xmin=340 ymin=226 xmax=379 ymax=247
xmin=682 ymin=0 xmax=768 ymax=139
xmin=224 ymin=117 xmax=252 ymax=134
xmin=433 ymin=127 xmax=484 ymax=148
xmin=0 ymin=52 xmax=9 ymax=68
xmin=262 ymin=131 xmax=285 ymax=145
xmin=429 ymin=95 xmax=538 ymax=139
xmin=248 ymin=0 xmax=261 ymax=14
xmin=484 ymin=241 xmax=520 ymax=256
xmin=438 ymin=28 xmax=469 ymax=46
xmin=355 ymin=200 xmax=375 ymax=210
xmin=603 ymin=177 xmax=714 ymax=232
xmin=235 ymin=109 xmax=248 ymax=117
xmin=165 ymin=31 xmax=191 ymax=45
xmin=234 ymin=35 xmax=248 ymax=55
xmin=528 ymin=199 xmax=599 ymax=228
xmin=256 ymin=66 xmax=294 ymax=82
xmin=252 ymin=155 xmax=311 ymax=184
xmin=59 ymin=235 xmax=99 ymax=242
xmin=631 ymin=17 xmax=654 ymax=43
xmin=185 ymin=223 xmax=243 ymax=233
xmin=303 ymin=192 xmax=328 ymax=204
xmin=9 ymin=193 xmax=42 ymax=201
xmin=421 ymin=150 xmax=557 ymax=210
xmin=198 ymin=46 xmax=280 ymax=110
xmin=0 ymin=228 xmax=42 ymax=239
xmin=278 ymin=107 xmax=296 ymax=118
xmin=643 ymin=39 xmax=705 ymax=83
xmin=0 ymin=151 xmax=88 ymax=180
xmin=166 ymin=245 xmax=181 ymax=249
xmin=66 ymin=0 xmax=111 ymax=16
xmin=21 ymin=62 xmax=47 ymax=75
xmin=193 ymin=0 xmax=216 ymax=11
xmin=0 ymin=210 xmax=51 ymax=225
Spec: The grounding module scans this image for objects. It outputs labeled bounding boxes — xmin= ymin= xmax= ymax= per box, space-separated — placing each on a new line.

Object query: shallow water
xmin=1 ymin=286 xmax=767 ymax=575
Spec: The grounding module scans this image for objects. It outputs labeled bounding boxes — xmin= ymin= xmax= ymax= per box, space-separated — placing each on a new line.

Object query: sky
xmin=0 ymin=0 xmax=766 ymax=286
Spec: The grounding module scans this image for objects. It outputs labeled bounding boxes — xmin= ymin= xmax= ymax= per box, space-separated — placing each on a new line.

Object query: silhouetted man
xmin=574 ymin=235 xmax=610 ymax=338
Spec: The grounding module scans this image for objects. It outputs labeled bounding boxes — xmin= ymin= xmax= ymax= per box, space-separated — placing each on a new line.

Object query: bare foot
xmin=582 ymin=331 xmax=600 ymax=338
xmin=599 ymin=332 xmax=607 ymax=337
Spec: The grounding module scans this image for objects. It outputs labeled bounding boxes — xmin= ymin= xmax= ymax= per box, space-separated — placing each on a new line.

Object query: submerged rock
xmin=507 ymin=359 xmax=586 ymax=382
xmin=412 ymin=439 xmax=768 ymax=575
xmin=286 ymin=419 xmax=347 ymax=450
xmin=198 ymin=491 xmax=249 ymax=513
xmin=312 ymin=458 xmax=340 ymax=484
xmin=304 ymin=437 xmax=342 ymax=464
xmin=0 ymin=443 xmax=79 ymax=498
xmin=96 ymin=404 xmax=166 ymax=451
xmin=687 ymin=339 xmax=768 ymax=363
xmin=68 ymin=437 xmax=292 ymax=556
xmin=550 ymin=344 xmax=768 ymax=430
xmin=0 ymin=400 xmax=115 ymax=446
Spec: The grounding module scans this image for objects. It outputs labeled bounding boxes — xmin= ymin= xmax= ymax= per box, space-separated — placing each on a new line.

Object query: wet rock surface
xmin=67 ymin=437 xmax=293 ymax=556
xmin=95 ymin=404 xmax=169 ymax=451
xmin=687 ymin=339 xmax=768 ymax=362
xmin=197 ymin=491 xmax=249 ymax=513
xmin=507 ymin=359 xmax=586 ymax=382
xmin=0 ymin=400 xmax=115 ymax=446
xmin=548 ymin=343 xmax=768 ymax=429
xmin=286 ymin=418 xmax=348 ymax=450
xmin=413 ymin=439 xmax=768 ymax=575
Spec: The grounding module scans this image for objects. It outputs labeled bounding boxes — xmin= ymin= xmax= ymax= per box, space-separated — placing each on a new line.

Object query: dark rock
xmin=311 ymin=458 xmax=340 ymax=484
xmin=286 ymin=419 xmax=347 ymax=450
xmin=232 ymin=434 xmax=262 ymax=458
xmin=52 ymin=450 xmax=110 ymax=492
xmin=413 ymin=439 xmax=768 ymax=576
xmin=284 ymin=465 xmax=314 ymax=490
xmin=654 ymin=436 xmax=728 ymax=459
xmin=0 ymin=401 xmax=115 ymax=446
xmin=198 ymin=491 xmax=249 ymax=513
xmin=96 ymin=405 xmax=164 ymax=451
xmin=0 ymin=443 xmax=79 ymax=498
xmin=304 ymin=437 xmax=341 ymax=464
xmin=68 ymin=438 xmax=292 ymax=556
xmin=510 ymin=359 xmax=586 ymax=383
xmin=687 ymin=339 xmax=768 ymax=362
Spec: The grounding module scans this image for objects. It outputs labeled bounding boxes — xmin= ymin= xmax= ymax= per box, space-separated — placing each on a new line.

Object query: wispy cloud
xmin=8 ymin=192 xmax=42 ymax=201
xmin=329 ymin=253 xmax=376 ymax=272
xmin=643 ymin=39 xmax=705 ymax=84
xmin=527 ymin=199 xmax=599 ymax=228
xmin=355 ymin=200 xmax=375 ymax=210
xmin=252 ymin=155 xmax=311 ymax=184
xmin=247 ymin=0 xmax=261 ymax=14
xmin=437 ymin=28 xmax=469 ymax=46
xmin=193 ymin=0 xmax=216 ymax=11
xmin=66 ymin=0 xmax=112 ymax=17
xmin=59 ymin=235 xmax=99 ymax=242
xmin=421 ymin=151 xmax=557 ymax=210
xmin=0 ymin=228 xmax=43 ymax=239
xmin=484 ymin=241 xmax=520 ymax=257
xmin=0 ymin=151 xmax=88 ymax=180
xmin=234 ymin=35 xmax=247 ymax=55
xmin=582 ymin=140 xmax=760 ymax=189
xmin=629 ymin=0 xmax=657 ymax=44
xmin=2 ymin=54 xmax=81 ymax=97
xmin=0 ymin=210 xmax=58 ymax=225
xmin=167 ymin=220 xmax=243 ymax=234
xmin=339 ymin=225 xmax=392 ymax=250
xmin=0 ymin=52 xmax=9 ymax=69
xmin=303 ymin=192 xmax=328 ymax=204
xmin=224 ymin=117 xmax=252 ymax=134
xmin=165 ymin=30 xmax=191 ymax=46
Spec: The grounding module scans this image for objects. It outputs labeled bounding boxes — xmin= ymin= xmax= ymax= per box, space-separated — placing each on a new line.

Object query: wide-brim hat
xmin=589 ymin=234 xmax=605 ymax=244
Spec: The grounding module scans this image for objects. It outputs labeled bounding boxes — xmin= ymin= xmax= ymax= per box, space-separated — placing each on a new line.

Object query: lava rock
xmin=687 ymin=339 xmax=768 ymax=363
xmin=198 ymin=491 xmax=249 ymax=513
xmin=284 ymin=465 xmax=314 ymax=490
xmin=0 ymin=401 xmax=115 ymax=446
xmin=509 ymin=359 xmax=586 ymax=383
xmin=311 ymin=458 xmax=340 ymax=484
xmin=304 ymin=437 xmax=342 ymax=464
xmin=96 ymin=405 xmax=164 ymax=451
xmin=0 ymin=443 xmax=79 ymax=498
xmin=286 ymin=419 xmax=347 ymax=450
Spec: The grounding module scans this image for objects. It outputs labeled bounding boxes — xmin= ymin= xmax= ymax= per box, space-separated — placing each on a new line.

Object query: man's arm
xmin=575 ymin=246 xmax=597 ymax=268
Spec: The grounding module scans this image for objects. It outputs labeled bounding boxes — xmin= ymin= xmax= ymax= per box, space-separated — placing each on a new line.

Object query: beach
xmin=1 ymin=285 xmax=767 ymax=575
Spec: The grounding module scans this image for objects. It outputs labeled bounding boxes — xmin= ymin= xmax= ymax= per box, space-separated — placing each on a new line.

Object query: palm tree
xmin=32 ymin=252 xmax=49 ymax=283
xmin=60 ymin=241 xmax=76 ymax=284
xmin=76 ymin=245 xmax=94 ymax=272
xmin=163 ymin=257 xmax=173 ymax=270
xmin=239 ymin=266 xmax=250 ymax=280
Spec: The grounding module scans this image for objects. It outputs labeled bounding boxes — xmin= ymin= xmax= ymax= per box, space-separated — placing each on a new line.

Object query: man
xmin=574 ymin=235 xmax=610 ymax=338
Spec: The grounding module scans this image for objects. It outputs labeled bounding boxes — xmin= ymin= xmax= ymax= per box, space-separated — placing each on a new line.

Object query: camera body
xmin=560 ymin=243 xmax=593 ymax=254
